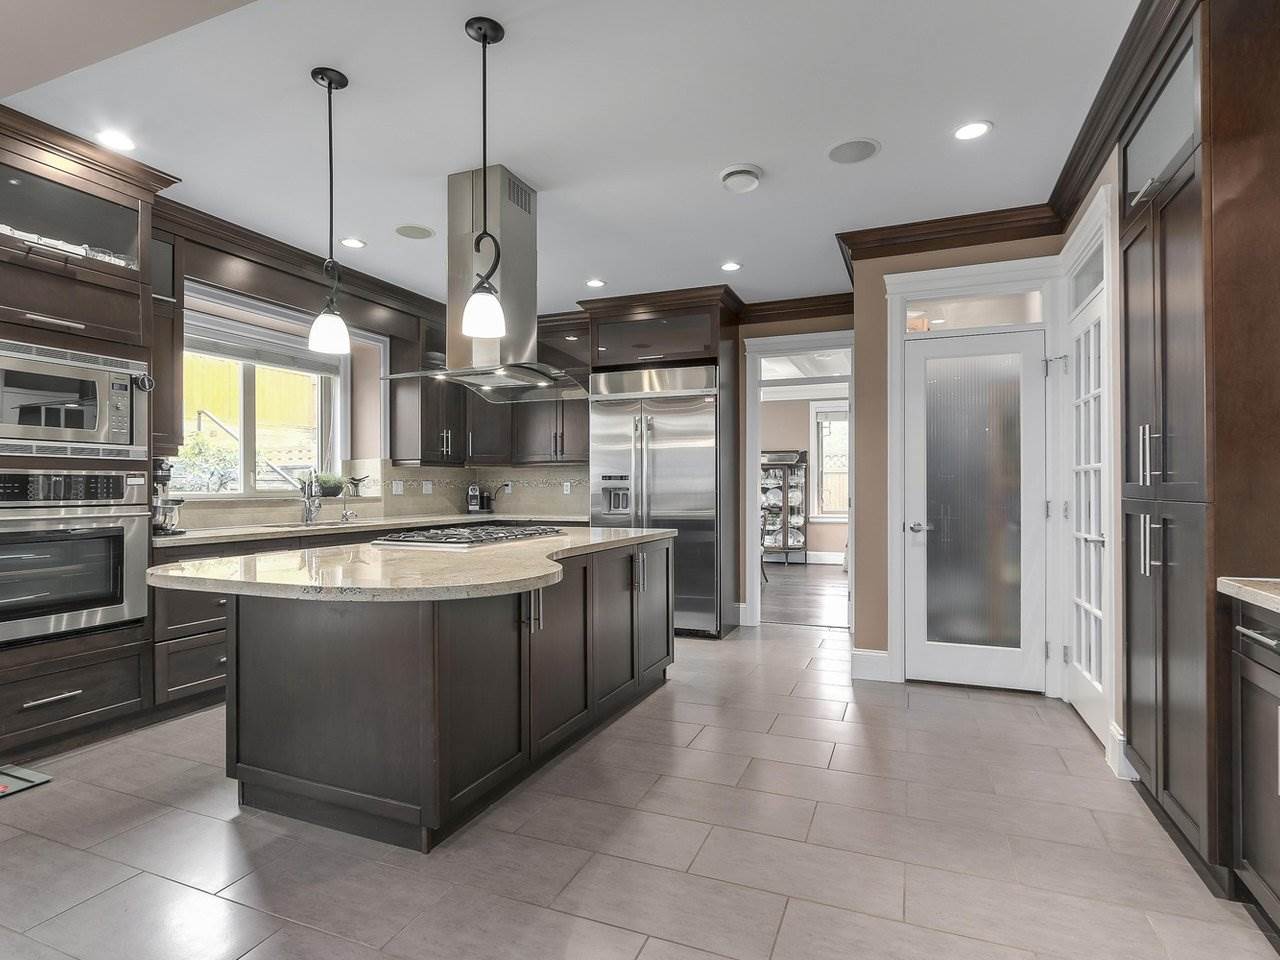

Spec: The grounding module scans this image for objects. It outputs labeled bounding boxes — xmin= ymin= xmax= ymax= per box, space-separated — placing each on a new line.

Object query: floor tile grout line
xmin=18 ymin=866 xmax=140 ymax=936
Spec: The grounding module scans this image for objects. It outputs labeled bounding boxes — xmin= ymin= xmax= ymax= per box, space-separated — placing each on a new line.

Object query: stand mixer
xmin=151 ymin=458 xmax=185 ymax=536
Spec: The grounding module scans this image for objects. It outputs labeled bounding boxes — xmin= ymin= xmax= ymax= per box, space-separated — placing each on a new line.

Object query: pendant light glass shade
xmin=462 ymin=284 xmax=505 ymax=338
xmin=308 ymin=306 xmax=351 ymax=354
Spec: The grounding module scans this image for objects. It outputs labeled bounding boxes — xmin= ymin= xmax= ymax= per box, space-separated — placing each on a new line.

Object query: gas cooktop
xmin=372 ymin=525 xmax=563 ymax=550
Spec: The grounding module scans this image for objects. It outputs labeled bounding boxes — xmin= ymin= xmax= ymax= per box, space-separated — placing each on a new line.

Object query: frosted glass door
xmin=904 ymin=330 xmax=1047 ymax=690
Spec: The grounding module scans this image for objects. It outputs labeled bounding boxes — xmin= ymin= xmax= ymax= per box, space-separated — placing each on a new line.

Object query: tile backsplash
xmin=175 ymin=459 xmax=588 ymax=530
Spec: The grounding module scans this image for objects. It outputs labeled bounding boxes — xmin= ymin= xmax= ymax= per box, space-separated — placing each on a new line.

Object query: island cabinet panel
xmin=592 ymin=545 xmax=639 ymax=714
xmin=637 ymin=538 xmax=675 ymax=685
xmin=232 ymin=598 xmax=432 ymax=839
xmin=529 ymin=555 xmax=592 ymax=759
xmin=436 ymin=593 xmax=529 ymax=818
xmin=1233 ymin=644 xmax=1280 ymax=923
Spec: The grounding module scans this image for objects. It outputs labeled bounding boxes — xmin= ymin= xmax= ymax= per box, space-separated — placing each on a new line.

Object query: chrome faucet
xmin=299 ymin=470 xmax=322 ymax=526
xmin=339 ymin=475 xmax=366 ymax=523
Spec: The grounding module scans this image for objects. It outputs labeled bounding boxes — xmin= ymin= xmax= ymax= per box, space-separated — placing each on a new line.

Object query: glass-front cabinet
xmin=0 ymin=160 xmax=141 ymax=277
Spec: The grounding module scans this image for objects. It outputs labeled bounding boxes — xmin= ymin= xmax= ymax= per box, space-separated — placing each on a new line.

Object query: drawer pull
xmin=1130 ymin=177 xmax=1161 ymax=207
xmin=215 ymin=599 xmax=228 ymax=606
xmin=1236 ymin=625 xmax=1279 ymax=649
xmin=217 ymin=656 xmax=228 ymax=665
xmin=21 ymin=689 xmax=83 ymax=711
xmin=23 ymin=312 xmax=86 ymax=330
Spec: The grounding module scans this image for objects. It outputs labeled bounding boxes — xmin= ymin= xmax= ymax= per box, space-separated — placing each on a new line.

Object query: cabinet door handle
xmin=632 ymin=554 xmax=641 ymax=591
xmin=637 ymin=354 xmax=665 ymax=362
xmin=217 ymin=656 xmax=228 ymax=665
xmin=1235 ymin=625 xmax=1279 ymax=649
xmin=1139 ymin=513 xmax=1149 ymax=577
xmin=536 ymin=588 xmax=544 ymax=630
xmin=640 ymin=552 xmax=647 ymax=592
xmin=22 ymin=239 xmax=84 ymax=259
xmin=21 ymin=689 xmax=82 ymax=710
xmin=21 ymin=311 xmax=86 ymax=330
xmin=215 ymin=598 xmax=228 ymax=606
xmin=468 ymin=431 xmax=473 ymax=458
xmin=440 ymin=431 xmax=447 ymax=456
xmin=1148 ymin=518 xmax=1164 ymax=569
xmin=1130 ymin=177 xmax=1161 ymax=207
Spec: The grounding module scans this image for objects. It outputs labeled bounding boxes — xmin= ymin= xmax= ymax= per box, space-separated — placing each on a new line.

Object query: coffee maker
xmin=466 ymin=482 xmax=493 ymax=514
xmin=151 ymin=458 xmax=185 ymax=536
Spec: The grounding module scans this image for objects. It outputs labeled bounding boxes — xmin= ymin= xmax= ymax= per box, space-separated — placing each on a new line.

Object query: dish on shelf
xmin=787 ymin=489 xmax=802 ymax=506
xmin=765 ymin=488 xmax=784 ymax=506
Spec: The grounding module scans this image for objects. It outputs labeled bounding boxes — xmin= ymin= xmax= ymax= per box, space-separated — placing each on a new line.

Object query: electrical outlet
xmin=423 ymin=480 xmax=433 ymax=495
xmin=563 ymin=481 xmax=572 ymax=495
xmin=503 ymin=482 xmax=512 ymax=494
xmin=391 ymin=480 xmax=404 ymax=496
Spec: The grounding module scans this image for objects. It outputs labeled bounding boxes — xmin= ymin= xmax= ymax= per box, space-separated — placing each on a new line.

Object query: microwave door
xmin=0 ymin=362 xmax=107 ymax=443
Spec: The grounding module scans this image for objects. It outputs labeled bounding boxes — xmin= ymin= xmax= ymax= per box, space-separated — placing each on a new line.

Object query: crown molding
xmin=578 ymin=284 xmax=744 ymax=320
xmin=836 ymin=203 xmax=1062 ymax=269
xmin=737 ymin=292 xmax=854 ymax=326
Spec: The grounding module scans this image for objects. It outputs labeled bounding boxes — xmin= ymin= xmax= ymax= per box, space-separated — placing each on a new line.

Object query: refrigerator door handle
xmin=642 ymin=415 xmax=655 ymax=527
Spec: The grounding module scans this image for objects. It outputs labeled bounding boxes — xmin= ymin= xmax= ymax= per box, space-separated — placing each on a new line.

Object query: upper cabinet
xmin=580 ymin=286 xmax=741 ymax=371
xmin=1121 ymin=21 xmax=1201 ymax=224
xmin=150 ymin=230 xmax=184 ymax=456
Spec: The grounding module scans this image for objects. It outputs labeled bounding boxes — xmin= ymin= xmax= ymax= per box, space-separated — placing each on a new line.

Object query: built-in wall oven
xmin=0 ymin=469 xmax=149 ymax=644
xmin=0 ymin=339 xmax=152 ymax=459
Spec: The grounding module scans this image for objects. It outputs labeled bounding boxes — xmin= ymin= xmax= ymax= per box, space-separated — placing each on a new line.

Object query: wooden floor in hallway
xmin=0 ymin=622 xmax=1269 ymax=960
xmin=761 ymin=562 xmax=850 ymax=630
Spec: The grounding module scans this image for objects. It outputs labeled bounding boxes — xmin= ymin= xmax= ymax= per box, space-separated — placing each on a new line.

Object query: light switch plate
xmin=423 ymin=480 xmax=433 ymax=494
xmin=563 ymin=481 xmax=572 ymax=495
xmin=391 ymin=480 xmax=404 ymax=496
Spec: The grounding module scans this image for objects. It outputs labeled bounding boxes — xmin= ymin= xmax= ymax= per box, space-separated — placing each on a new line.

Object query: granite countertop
xmin=1218 ymin=577 xmax=1280 ymax=614
xmin=147 ymin=527 xmax=676 ymax=602
xmin=152 ymin=513 xmax=592 ymax=549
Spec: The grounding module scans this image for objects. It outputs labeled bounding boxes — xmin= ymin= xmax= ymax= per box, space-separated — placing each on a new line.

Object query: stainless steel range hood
xmin=390 ymin=164 xmax=586 ymax=403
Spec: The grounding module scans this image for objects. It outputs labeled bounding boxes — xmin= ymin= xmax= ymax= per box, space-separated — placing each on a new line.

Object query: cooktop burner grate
xmin=372 ymin=525 xmax=563 ymax=549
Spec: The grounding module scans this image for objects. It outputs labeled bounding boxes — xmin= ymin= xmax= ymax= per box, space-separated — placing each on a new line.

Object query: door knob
xmin=908 ymin=521 xmax=934 ymax=533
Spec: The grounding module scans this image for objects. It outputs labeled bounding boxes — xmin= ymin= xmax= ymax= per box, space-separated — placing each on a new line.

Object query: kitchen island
xmin=146 ymin=526 xmax=676 ymax=851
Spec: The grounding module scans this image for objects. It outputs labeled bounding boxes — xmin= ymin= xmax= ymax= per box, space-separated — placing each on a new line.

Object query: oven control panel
xmin=0 ymin=471 xmax=147 ymax=506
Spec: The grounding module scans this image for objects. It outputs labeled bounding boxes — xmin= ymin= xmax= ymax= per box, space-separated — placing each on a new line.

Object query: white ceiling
xmin=0 ymin=1 xmax=254 ymax=97
xmin=4 ymin=0 xmax=1137 ymax=313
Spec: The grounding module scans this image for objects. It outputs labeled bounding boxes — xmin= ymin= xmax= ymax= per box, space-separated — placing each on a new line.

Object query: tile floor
xmin=0 ymin=622 xmax=1273 ymax=960
xmin=760 ymin=564 xmax=849 ymax=630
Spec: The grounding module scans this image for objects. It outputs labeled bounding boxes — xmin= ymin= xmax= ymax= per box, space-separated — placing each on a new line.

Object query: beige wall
xmin=760 ymin=399 xmax=848 ymax=556
xmin=734 ymin=312 xmax=854 ymax=598
xmin=852 ymin=233 xmax=1065 ymax=651
xmin=349 ymin=338 xmax=384 ymax=461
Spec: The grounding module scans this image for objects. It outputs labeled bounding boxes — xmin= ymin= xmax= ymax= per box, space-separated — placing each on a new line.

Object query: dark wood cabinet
xmin=154 ymin=630 xmax=227 ymax=704
xmin=1121 ymin=217 xmax=1157 ymax=499
xmin=529 ymin=554 xmax=592 ymax=758
xmin=0 ymin=255 xmax=145 ymax=346
xmin=512 ymin=399 xmax=588 ymax=464
xmin=1122 ymin=498 xmax=1212 ymax=852
xmin=150 ymin=230 xmax=184 ymax=455
xmin=465 ymin=391 xmax=512 ymax=464
xmin=592 ymin=545 xmax=639 ymax=714
xmin=389 ymin=321 xmax=467 ymax=466
xmin=1232 ymin=602 xmax=1280 ymax=924
xmin=637 ymin=538 xmax=675 ymax=685
xmin=155 ymin=587 xmax=232 ymax=642
xmin=593 ymin=312 xmax=716 ymax=367
xmin=421 ymin=376 xmax=466 ymax=466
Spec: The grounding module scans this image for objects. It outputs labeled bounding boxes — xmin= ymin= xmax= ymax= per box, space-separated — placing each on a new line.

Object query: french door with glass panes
xmin=1064 ymin=288 xmax=1109 ymax=741
xmin=904 ymin=329 xmax=1047 ymax=690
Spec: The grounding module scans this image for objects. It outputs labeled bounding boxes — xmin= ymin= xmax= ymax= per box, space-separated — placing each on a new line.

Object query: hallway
xmin=0 ymin=623 xmax=1267 ymax=960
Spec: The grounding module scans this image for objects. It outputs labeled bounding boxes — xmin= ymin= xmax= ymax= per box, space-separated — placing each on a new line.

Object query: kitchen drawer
xmin=0 ymin=254 xmax=144 ymax=346
xmin=155 ymin=630 xmax=227 ymax=703
xmin=0 ymin=646 xmax=143 ymax=747
xmin=155 ymin=587 xmax=233 ymax=641
xmin=1234 ymin=601 xmax=1280 ymax=674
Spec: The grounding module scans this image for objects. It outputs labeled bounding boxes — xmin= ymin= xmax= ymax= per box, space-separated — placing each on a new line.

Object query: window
xmin=172 ymin=313 xmax=342 ymax=496
xmin=810 ymin=401 xmax=849 ymax=519
xmin=904 ymin=290 xmax=1042 ymax=334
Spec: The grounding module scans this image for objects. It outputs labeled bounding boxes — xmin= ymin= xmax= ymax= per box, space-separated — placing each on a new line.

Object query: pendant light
xmin=308 ymin=66 xmax=352 ymax=355
xmin=461 ymin=16 xmax=506 ymax=339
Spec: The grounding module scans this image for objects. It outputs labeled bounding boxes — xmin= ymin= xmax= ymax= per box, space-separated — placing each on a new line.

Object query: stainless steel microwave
xmin=0 ymin=339 xmax=151 ymax=459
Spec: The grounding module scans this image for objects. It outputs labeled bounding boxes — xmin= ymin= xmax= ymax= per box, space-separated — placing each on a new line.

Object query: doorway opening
xmin=744 ymin=333 xmax=853 ymax=631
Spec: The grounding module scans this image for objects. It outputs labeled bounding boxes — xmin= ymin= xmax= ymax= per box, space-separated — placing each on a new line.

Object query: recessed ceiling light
xmin=564 ymin=335 xmax=579 ymax=341
xmin=95 ymin=129 xmax=135 ymax=152
xmin=395 ymin=223 xmax=434 ymax=239
xmin=721 ymin=261 xmax=742 ymax=272
xmin=719 ymin=163 xmax=762 ymax=194
xmin=953 ymin=121 xmax=992 ymax=141
xmin=585 ymin=278 xmax=606 ymax=288
xmin=339 ymin=236 xmax=366 ymax=249
xmin=828 ymin=138 xmax=881 ymax=164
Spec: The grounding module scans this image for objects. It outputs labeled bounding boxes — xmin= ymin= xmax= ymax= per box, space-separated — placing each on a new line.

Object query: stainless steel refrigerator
xmin=590 ymin=365 xmax=733 ymax=637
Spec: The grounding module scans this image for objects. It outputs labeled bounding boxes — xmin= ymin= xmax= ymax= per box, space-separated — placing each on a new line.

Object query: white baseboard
xmin=733 ymin=602 xmax=758 ymax=628
xmin=850 ymin=649 xmax=903 ymax=683
xmin=1107 ymin=722 xmax=1139 ymax=781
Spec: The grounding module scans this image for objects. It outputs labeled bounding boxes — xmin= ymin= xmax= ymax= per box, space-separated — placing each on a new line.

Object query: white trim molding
xmin=744 ymin=330 xmax=854 ymax=630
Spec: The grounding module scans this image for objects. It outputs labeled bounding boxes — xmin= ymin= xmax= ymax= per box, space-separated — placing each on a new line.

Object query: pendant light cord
xmin=473 ymin=31 xmax=500 ymax=288
xmin=323 ymin=78 xmax=340 ymax=306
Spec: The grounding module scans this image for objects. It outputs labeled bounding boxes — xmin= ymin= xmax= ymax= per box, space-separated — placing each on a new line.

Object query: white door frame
xmin=881 ymin=256 xmax=1063 ymax=687
xmin=903 ymin=328 xmax=1049 ymax=690
xmin=743 ymin=331 xmax=854 ymax=630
